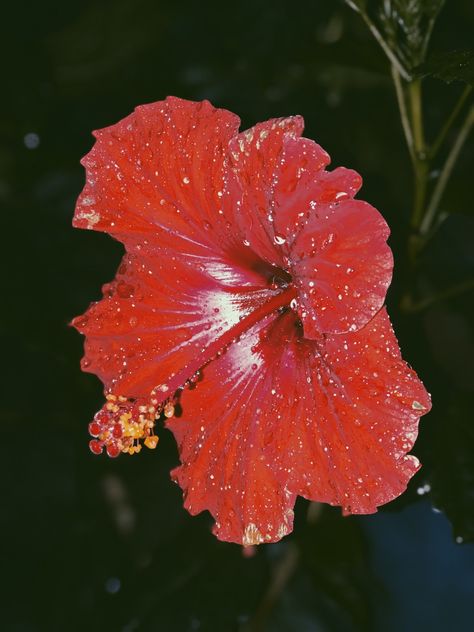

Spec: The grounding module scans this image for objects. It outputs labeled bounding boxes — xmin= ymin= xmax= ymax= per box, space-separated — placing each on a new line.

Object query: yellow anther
xmin=164 ymin=403 xmax=175 ymax=419
xmin=145 ymin=435 xmax=159 ymax=449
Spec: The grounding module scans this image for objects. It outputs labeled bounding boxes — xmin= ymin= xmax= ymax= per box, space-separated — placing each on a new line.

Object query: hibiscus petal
xmin=72 ymin=248 xmax=281 ymax=397
xmin=271 ymin=137 xmax=361 ymax=244
xmin=74 ymin=96 xmax=242 ymax=252
xmin=226 ymin=117 xmax=325 ymax=267
xmin=226 ymin=118 xmax=391 ymax=336
xmin=168 ymin=307 xmax=430 ymax=545
xmin=291 ymin=198 xmax=393 ymax=336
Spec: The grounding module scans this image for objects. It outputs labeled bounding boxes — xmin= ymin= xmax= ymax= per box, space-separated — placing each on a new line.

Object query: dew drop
xmin=273 ymin=233 xmax=286 ymax=245
xmin=321 ymin=233 xmax=335 ymax=249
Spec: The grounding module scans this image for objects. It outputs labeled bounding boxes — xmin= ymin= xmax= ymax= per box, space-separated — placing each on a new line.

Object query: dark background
xmin=2 ymin=1 xmax=474 ymax=630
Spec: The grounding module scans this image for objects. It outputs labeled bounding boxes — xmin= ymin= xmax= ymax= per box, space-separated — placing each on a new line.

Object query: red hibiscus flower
xmin=72 ymin=97 xmax=431 ymax=545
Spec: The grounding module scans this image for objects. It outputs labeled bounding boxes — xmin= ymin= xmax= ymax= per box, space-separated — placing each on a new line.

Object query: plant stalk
xmin=354 ymin=8 xmax=411 ymax=80
xmin=430 ymin=85 xmax=472 ymax=159
xmin=391 ymin=65 xmax=415 ymax=162
xmin=420 ymin=106 xmax=474 ymax=236
xmin=409 ymin=80 xmax=428 ymax=231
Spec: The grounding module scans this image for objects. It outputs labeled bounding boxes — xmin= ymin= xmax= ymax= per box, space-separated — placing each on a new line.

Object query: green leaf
xmin=417 ymin=50 xmax=474 ymax=86
xmin=344 ymin=0 xmax=446 ymax=74
xmin=378 ymin=0 xmax=445 ymax=70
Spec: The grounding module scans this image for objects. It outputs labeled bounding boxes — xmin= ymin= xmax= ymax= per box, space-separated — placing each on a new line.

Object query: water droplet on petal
xmin=273 ymin=233 xmax=286 ymax=245
xmin=321 ymin=233 xmax=335 ymax=249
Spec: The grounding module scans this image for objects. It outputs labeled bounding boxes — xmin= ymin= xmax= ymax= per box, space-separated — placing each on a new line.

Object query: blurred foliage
xmin=417 ymin=49 xmax=474 ymax=86
xmin=2 ymin=0 xmax=474 ymax=630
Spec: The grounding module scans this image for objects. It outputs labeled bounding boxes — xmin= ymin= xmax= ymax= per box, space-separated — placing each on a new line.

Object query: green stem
xmin=391 ymin=65 xmax=415 ymax=162
xmin=409 ymin=80 xmax=428 ymax=230
xmin=420 ymin=106 xmax=474 ymax=236
xmin=430 ymin=85 xmax=472 ymax=159
xmin=355 ymin=8 xmax=411 ymax=80
xmin=409 ymin=80 xmax=425 ymax=153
